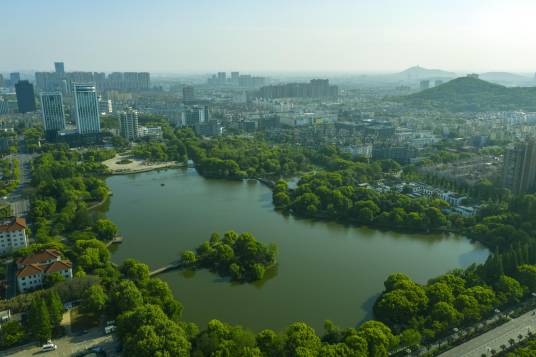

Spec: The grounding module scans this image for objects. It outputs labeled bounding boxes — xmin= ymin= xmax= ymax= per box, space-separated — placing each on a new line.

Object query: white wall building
xmin=119 ymin=108 xmax=139 ymax=141
xmin=16 ymin=249 xmax=73 ymax=293
xmin=0 ymin=217 xmax=28 ymax=255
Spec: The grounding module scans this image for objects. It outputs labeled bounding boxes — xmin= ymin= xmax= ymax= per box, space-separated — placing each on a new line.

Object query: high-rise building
xmin=182 ymin=105 xmax=209 ymax=126
xmin=0 ymin=74 xmax=3 ymax=87
xmin=183 ymin=86 xmax=195 ymax=103
xmin=502 ymin=139 xmax=536 ymax=195
xmin=10 ymin=72 xmax=20 ymax=84
xmin=231 ymin=72 xmax=239 ymax=83
xmin=419 ymin=80 xmax=430 ymax=90
xmin=40 ymin=92 xmax=66 ymax=132
xmin=259 ymin=79 xmax=338 ymax=99
xmin=217 ymin=72 xmax=226 ymax=83
xmin=72 ymin=83 xmax=100 ymax=134
xmin=119 ymin=108 xmax=139 ymax=141
xmin=54 ymin=62 xmax=65 ymax=77
xmin=15 ymin=80 xmax=36 ymax=113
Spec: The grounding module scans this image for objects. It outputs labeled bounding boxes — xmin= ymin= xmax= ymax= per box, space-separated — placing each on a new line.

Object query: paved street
xmin=439 ymin=309 xmax=536 ymax=357
xmin=0 ymin=153 xmax=34 ymax=217
xmin=0 ymin=331 xmax=118 ymax=357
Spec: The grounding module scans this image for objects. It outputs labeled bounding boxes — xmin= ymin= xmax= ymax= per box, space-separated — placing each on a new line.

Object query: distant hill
xmin=395 ymin=66 xmax=457 ymax=80
xmin=396 ymin=76 xmax=536 ymax=112
xmin=479 ymin=72 xmax=531 ymax=85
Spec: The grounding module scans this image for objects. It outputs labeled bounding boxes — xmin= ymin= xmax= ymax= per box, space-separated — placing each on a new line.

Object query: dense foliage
xmin=181 ymin=231 xmax=278 ymax=282
xmin=188 ymin=136 xmax=310 ymax=179
xmin=30 ymin=146 xmax=112 ymax=242
xmin=274 ymin=172 xmax=450 ymax=233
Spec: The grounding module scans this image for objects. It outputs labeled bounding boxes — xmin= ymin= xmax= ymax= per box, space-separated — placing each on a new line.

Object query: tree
xmin=426 ymin=282 xmax=455 ymax=305
xmin=27 ymin=299 xmax=51 ymax=342
xmin=193 ymin=319 xmax=257 ymax=356
xmin=344 ymin=334 xmax=368 ymax=356
xmin=400 ymin=328 xmax=422 ymax=348
xmin=120 ymin=259 xmax=150 ymax=283
xmin=180 ymin=250 xmax=197 ymax=266
xmin=356 ymin=321 xmax=397 ymax=357
xmin=111 ymin=280 xmax=143 ymax=314
xmin=0 ymin=321 xmax=25 ymax=348
xmin=43 ymin=272 xmax=65 ymax=288
xmin=284 ymin=322 xmax=321 ymax=357
xmin=142 ymin=279 xmax=183 ymax=321
xmin=495 ymin=275 xmax=525 ymax=305
xmin=516 ymin=264 xmax=536 ymax=291
xmin=45 ymin=290 xmax=64 ymax=327
xmin=256 ymin=329 xmax=283 ymax=357
xmin=81 ymin=284 xmax=108 ymax=316
xmin=118 ymin=304 xmax=191 ymax=357
xmin=93 ymin=219 xmax=118 ymax=241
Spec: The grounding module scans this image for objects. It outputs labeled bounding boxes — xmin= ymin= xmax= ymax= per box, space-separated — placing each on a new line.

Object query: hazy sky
xmin=3 ymin=0 xmax=536 ymax=73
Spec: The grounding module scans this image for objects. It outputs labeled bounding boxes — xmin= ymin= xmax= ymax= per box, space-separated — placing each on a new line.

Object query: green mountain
xmin=396 ymin=76 xmax=536 ymax=112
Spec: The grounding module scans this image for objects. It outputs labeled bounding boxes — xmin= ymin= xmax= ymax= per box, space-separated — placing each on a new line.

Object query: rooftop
xmin=0 ymin=217 xmax=26 ymax=232
xmin=17 ymin=249 xmax=61 ymax=266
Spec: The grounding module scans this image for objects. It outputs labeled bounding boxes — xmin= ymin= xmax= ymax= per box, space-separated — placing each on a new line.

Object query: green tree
xmin=180 ymin=250 xmax=198 ymax=266
xmin=93 ymin=219 xmax=118 ymax=241
xmin=256 ymin=329 xmax=283 ymax=357
xmin=356 ymin=321 xmax=397 ymax=357
xmin=0 ymin=321 xmax=25 ymax=348
xmin=495 ymin=275 xmax=525 ymax=305
xmin=27 ymin=299 xmax=51 ymax=342
xmin=111 ymin=280 xmax=143 ymax=314
xmin=284 ymin=322 xmax=321 ymax=357
xmin=118 ymin=304 xmax=191 ymax=357
xmin=120 ymin=259 xmax=150 ymax=283
xmin=517 ymin=264 xmax=536 ymax=291
xmin=45 ymin=290 xmax=64 ymax=327
xmin=43 ymin=272 xmax=65 ymax=288
xmin=81 ymin=284 xmax=108 ymax=316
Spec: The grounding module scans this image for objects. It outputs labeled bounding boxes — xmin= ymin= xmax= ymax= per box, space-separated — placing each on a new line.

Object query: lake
xmin=106 ymin=168 xmax=489 ymax=332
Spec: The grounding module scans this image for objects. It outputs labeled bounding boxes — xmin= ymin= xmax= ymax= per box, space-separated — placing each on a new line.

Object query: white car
xmin=41 ymin=343 xmax=57 ymax=352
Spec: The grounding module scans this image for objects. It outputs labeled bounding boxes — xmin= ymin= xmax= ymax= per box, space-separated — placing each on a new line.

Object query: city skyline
xmin=3 ymin=0 xmax=536 ymax=73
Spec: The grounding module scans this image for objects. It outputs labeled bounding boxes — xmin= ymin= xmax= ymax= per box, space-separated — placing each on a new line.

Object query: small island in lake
xmin=180 ymin=231 xmax=278 ymax=282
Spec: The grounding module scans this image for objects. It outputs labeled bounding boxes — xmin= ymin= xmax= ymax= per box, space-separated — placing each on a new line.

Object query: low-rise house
xmin=16 ymin=249 xmax=72 ymax=293
xmin=0 ymin=217 xmax=28 ymax=255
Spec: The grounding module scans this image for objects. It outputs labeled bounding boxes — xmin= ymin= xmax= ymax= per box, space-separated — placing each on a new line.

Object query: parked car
xmin=41 ymin=342 xmax=57 ymax=352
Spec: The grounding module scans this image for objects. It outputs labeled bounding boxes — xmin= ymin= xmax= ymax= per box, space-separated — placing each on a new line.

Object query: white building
xmin=98 ymin=97 xmax=113 ymax=115
xmin=138 ymin=125 xmax=163 ymax=140
xmin=16 ymin=249 xmax=72 ymax=293
xmin=119 ymin=108 xmax=139 ymax=141
xmin=40 ymin=92 xmax=66 ymax=132
xmin=0 ymin=217 xmax=28 ymax=255
xmin=341 ymin=145 xmax=373 ymax=159
xmin=72 ymin=83 xmax=100 ymax=134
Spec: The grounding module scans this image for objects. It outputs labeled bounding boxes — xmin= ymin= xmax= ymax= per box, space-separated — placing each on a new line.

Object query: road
xmin=0 ymin=311 xmax=120 ymax=357
xmin=0 ymin=331 xmax=118 ymax=357
xmin=1 ymin=153 xmax=34 ymax=217
xmin=439 ymin=309 xmax=536 ymax=357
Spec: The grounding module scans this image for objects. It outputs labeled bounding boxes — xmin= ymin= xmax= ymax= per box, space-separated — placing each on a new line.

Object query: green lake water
xmin=106 ymin=168 xmax=489 ymax=332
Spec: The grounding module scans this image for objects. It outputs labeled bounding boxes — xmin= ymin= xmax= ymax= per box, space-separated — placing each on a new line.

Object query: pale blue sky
xmin=3 ymin=0 xmax=536 ymax=73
